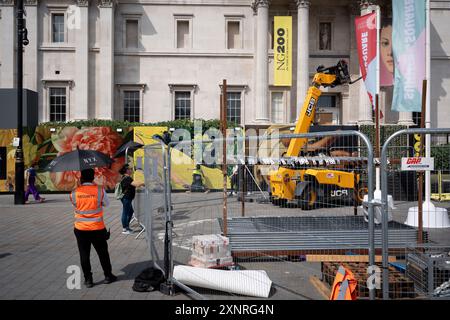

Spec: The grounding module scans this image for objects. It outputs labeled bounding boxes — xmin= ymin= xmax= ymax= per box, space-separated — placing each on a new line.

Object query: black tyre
xmin=298 ymin=183 xmax=318 ymax=210
xmin=278 ymin=199 xmax=288 ymax=208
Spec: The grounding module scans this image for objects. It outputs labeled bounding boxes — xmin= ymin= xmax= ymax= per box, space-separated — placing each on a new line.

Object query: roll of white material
xmin=173 ymin=265 xmax=272 ymax=298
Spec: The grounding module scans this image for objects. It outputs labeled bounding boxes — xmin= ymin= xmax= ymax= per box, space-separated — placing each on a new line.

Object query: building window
xmin=49 ymin=88 xmax=67 ymax=122
xmin=227 ymin=21 xmax=241 ymax=49
xmin=125 ymin=20 xmax=139 ymax=48
xmin=271 ymin=92 xmax=284 ymax=124
xmin=319 ymin=22 xmax=332 ymax=50
xmin=317 ymin=95 xmax=336 ymax=108
xmin=123 ymin=91 xmax=140 ymax=122
xmin=175 ymin=92 xmax=191 ymax=119
xmin=52 ymin=13 xmax=65 ymax=43
xmin=176 ymin=20 xmax=190 ymax=49
xmin=316 ymin=94 xmax=340 ymax=124
xmin=227 ymin=92 xmax=241 ymax=125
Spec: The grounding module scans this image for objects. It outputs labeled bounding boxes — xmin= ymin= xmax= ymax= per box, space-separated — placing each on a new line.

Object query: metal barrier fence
xmin=162 ymin=131 xmax=385 ymax=300
xmin=381 ymin=128 xmax=450 ymax=299
xmin=134 ymin=129 xmax=448 ymax=300
xmin=135 ymin=143 xmax=169 ymax=277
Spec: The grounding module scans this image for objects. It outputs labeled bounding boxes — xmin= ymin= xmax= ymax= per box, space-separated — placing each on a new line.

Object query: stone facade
xmin=0 ymin=0 xmax=449 ymax=127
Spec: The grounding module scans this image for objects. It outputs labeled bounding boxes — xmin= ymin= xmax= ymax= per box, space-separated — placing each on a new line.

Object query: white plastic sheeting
xmin=173 ymin=265 xmax=272 ymax=298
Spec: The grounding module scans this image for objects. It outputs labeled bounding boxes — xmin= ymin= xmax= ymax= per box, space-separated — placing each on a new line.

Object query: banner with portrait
xmin=355 ymin=12 xmax=378 ymax=107
xmin=392 ymin=0 xmax=426 ymax=112
xmin=380 ymin=16 xmax=394 ymax=87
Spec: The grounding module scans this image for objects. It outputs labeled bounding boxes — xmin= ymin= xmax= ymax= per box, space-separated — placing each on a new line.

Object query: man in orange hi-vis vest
xmin=70 ymin=169 xmax=117 ymax=288
xmin=329 ymin=265 xmax=358 ymax=300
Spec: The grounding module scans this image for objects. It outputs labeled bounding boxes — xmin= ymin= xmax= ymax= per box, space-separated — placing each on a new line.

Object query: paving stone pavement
xmin=0 ymin=194 xmax=185 ymax=300
xmin=2 ymin=192 xmax=449 ymax=300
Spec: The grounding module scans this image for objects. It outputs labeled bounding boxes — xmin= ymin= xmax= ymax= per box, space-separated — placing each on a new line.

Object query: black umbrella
xmin=113 ymin=141 xmax=144 ymax=158
xmin=45 ymin=148 xmax=114 ymax=172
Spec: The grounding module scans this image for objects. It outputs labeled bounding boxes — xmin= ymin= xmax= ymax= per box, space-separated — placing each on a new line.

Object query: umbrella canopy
xmin=113 ymin=141 xmax=144 ymax=158
xmin=45 ymin=149 xmax=114 ymax=172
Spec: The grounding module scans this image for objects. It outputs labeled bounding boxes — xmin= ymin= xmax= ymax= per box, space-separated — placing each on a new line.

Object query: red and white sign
xmin=401 ymin=157 xmax=434 ymax=171
xmin=355 ymin=12 xmax=377 ymax=108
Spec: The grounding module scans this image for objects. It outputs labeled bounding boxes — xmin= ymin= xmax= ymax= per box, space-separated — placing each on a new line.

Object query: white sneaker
xmin=122 ymin=229 xmax=131 ymax=235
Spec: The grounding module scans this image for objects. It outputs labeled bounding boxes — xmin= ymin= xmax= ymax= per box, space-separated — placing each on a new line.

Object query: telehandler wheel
xmin=279 ymin=199 xmax=288 ymax=208
xmin=298 ymin=184 xmax=318 ymax=210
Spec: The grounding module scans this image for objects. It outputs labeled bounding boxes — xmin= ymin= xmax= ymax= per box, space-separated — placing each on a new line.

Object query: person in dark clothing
xmin=119 ymin=164 xmax=144 ymax=235
xmin=25 ymin=163 xmax=45 ymax=203
xmin=70 ymin=168 xmax=116 ymax=288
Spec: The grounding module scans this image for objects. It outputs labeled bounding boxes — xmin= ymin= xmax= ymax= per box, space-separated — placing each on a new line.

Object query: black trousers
xmin=74 ymin=228 xmax=113 ymax=280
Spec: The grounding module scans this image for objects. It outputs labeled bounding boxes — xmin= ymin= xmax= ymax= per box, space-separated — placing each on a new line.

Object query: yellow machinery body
xmin=270 ymin=167 xmax=360 ymax=201
xmin=268 ymin=60 xmax=362 ymax=207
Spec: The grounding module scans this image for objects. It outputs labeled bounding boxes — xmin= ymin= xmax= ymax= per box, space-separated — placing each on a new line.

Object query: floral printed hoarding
xmin=0 ymin=125 xmax=228 ymax=192
xmin=0 ymin=126 xmax=131 ymax=192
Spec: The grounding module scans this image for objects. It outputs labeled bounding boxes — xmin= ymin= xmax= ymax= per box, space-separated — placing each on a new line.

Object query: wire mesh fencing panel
xmin=134 ymin=143 xmax=169 ymax=274
xmin=165 ymin=131 xmax=391 ymax=300
xmin=380 ymin=129 xmax=450 ymax=299
xmin=405 ymin=245 xmax=450 ymax=299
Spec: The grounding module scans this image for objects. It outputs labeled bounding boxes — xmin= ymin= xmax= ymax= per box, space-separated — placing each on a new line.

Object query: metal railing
xmin=380 ymin=128 xmax=450 ymax=299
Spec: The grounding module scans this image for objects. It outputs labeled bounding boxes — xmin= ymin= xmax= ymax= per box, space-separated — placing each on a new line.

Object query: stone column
xmin=358 ymin=0 xmax=374 ymax=124
xmin=73 ymin=0 xmax=89 ymax=119
xmin=98 ymin=0 xmax=115 ymax=119
xmin=397 ymin=112 xmax=414 ymax=126
xmin=296 ymin=0 xmax=310 ymax=120
xmin=253 ymin=0 xmax=270 ymax=123
xmin=0 ymin=1 xmax=16 ymax=88
xmin=23 ymin=0 xmax=38 ymax=92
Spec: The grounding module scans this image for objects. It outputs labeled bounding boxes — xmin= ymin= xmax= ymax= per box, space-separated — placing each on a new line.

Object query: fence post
xmin=221 ymin=80 xmax=228 ymax=236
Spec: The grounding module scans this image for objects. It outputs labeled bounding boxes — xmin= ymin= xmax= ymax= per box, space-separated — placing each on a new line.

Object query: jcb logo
xmin=306 ymin=97 xmax=316 ymax=117
xmin=330 ymin=190 xmax=348 ymax=197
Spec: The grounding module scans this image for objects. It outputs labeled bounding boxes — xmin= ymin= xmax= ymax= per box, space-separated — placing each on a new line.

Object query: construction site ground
xmin=0 ymin=192 xmax=449 ymax=300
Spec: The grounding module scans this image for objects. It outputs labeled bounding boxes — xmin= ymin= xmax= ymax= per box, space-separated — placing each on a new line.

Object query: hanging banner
xmin=380 ymin=17 xmax=394 ymax=87
xmin=355 ymin=12 xmax=377 ymax=108
xmin=392 ymin=0 xmax=426 ymax=112
xmin=274 ymin=16 xmax=292 ymax=86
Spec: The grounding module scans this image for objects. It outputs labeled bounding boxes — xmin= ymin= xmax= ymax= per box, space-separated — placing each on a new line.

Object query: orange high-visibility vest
xmin=70 ymin=185 xmax=105 ymax=231
xmin=330 ymin=266 xmax=358 ymax=300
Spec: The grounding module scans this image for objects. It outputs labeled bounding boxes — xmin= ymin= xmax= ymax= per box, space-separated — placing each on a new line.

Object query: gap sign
xmin=401 ymin=157 xmax=434 ymax=171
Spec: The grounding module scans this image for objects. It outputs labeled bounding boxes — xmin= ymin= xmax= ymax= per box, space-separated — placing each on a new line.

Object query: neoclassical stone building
xmin=0 ymin=0 xmax=449 ymax=127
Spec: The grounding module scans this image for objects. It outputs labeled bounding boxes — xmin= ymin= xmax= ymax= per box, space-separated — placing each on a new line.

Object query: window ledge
xmin=168 ymin=84 xmax=198 ymax=93
xmin=40 ymin=44 xmax=76 ymax=51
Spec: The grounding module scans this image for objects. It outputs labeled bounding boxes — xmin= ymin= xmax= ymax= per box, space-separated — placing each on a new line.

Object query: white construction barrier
xmin=173 ymin=265 xmax=272 ymax=298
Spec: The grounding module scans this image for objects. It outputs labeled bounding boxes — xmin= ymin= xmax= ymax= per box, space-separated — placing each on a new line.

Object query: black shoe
xmin=104 ymin=274 xmax=117 ymax=284
xmin=84 ymin=278 xmax=94 ymax=288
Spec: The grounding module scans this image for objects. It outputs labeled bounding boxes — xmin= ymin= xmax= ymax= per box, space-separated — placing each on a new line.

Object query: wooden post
xmin=353 ymin=171 xmax=358 ymax=216
xmin=418 ymin=79 xmax=427 ymax=244
xmin=221 ymin=80 xmax=228 ymax=236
